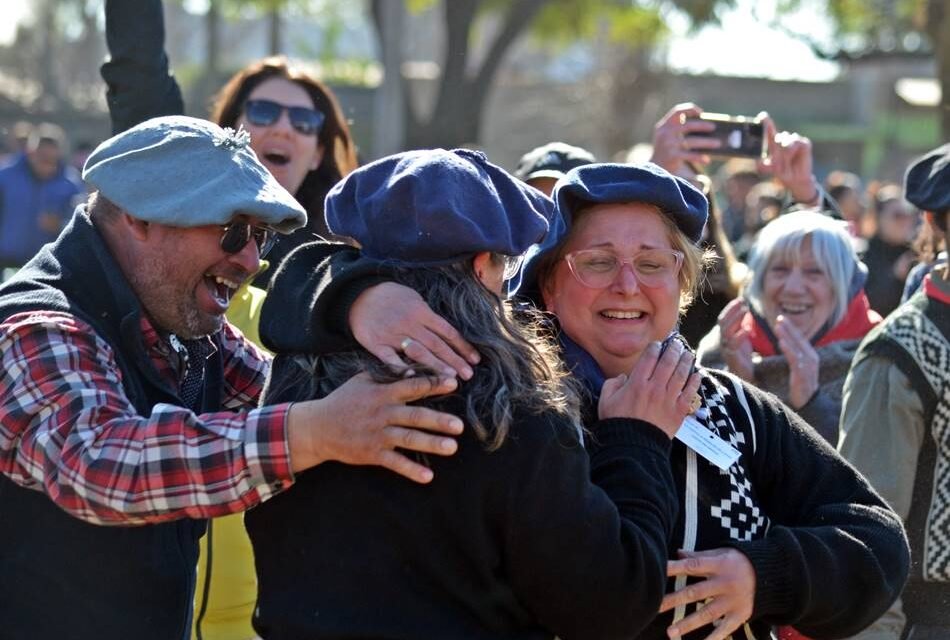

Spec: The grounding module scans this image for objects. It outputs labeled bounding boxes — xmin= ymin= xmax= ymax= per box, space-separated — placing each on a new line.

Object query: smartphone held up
xmin=687 ymin=112 xmax=766 ymax=159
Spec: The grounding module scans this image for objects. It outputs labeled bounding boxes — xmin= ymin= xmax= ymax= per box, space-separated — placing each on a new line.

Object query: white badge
xmin=674 ymin=415 xmax=741 ymax=471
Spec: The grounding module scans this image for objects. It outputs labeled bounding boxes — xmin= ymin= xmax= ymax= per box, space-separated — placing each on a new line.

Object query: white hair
xmin=744 ymin=210 xmax=858 ymax=327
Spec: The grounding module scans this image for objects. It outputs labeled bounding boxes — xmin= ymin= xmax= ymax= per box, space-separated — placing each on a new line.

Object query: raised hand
xmin=773 ymin=314 xmax=819 ymax=409
xmin=758 ymin=114 xmax=820 ymax=206
xmin=650 ymin=102 xmax=720 ymax=176
xmin=717 ymin=298 xmax=754 ymax=381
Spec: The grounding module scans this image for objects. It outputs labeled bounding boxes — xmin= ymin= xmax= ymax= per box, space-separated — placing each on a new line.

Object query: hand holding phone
xmin=685 ymin=112 xmax=766 ymax=160
xmin=650 ymin=103 xmax=721 ymax=177
xmin=757 ymin=115 xmax=820 ymax=205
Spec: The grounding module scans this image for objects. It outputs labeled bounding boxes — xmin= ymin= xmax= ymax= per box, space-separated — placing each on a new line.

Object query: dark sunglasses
xmin=220 ymin=221 xmax=277 ymax=258
xmin=243 ymin=99 xmax=325 ymax=136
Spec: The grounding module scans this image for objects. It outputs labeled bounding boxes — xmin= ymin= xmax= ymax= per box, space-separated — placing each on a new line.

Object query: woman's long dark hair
xmin=269 ymin=261 xmax=580 ymax=452
xmin=210 ymin=56 xmax=358 ymax=222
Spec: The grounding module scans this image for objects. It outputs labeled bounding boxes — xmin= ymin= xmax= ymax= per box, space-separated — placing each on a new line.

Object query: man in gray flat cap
xmin=0 ymin=116 xmax=462 ymax=640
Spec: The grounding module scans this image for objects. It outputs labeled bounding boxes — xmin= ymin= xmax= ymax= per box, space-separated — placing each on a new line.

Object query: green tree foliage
xmin=781 ymin=0 xmax=949 ymax=136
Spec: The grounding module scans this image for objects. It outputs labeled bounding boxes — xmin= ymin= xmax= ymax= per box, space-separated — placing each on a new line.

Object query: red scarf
xmin=924 ymin=272 xmax=950 ymax=304
xmin=743 ymin=291 xmax=882 ymax=357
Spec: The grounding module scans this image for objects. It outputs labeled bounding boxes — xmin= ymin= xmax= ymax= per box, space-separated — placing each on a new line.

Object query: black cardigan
xmin=247 ymin=360 xmax=678 ymax=639
xmin=260 ymin=241 xmax=911 ymax=639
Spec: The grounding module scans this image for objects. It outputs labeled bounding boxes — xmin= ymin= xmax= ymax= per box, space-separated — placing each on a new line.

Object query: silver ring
xmin=400 ymin=337 xmax=413 ymax=352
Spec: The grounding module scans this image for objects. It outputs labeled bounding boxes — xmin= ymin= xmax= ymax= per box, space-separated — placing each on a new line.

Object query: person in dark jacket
xmin=99 ymin=5 xmax=362 ymax=634
xmin=101 ymin=0 xmax=358 ymax=289
xmin=0 ymin=116 xmax=463 ymax=640
xmin=0 ymin=122 xmax=83 ymax=271
xmin=862 ymin=184 xmax=920 ymax=317
xmin=250 ymin=148 xmax=695 ymax=640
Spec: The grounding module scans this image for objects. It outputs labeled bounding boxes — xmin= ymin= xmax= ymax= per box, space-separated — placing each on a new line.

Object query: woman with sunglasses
xmin=210 ymin=56 xmax=359 ymax=287
xmin=277 ymin=162 xmax=909 ymax=639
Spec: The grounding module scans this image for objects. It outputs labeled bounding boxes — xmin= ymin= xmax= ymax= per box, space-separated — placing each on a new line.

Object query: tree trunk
xmin=370 ymin=0 xmax=407 ymax=159
xmin=205 ymin=0 xmax=221 ymax=78
xmin=928 ymin=0 xmax=950 ymax=138
xmin=603 ymin=46 xmax=663 ymax=159
xmin=403 ymin=0 xmax=546 ymax=149
xmin=37 ymin=0 xmax=61 ymax=109
xmin=269 ymin=7 xmax=282 ymax=56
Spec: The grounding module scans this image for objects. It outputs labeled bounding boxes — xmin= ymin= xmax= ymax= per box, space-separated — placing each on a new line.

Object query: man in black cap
xmin=513 ymin=141 xmax=595 ymax=196
xmin=839 ymin=143 xmax=950 ymax=640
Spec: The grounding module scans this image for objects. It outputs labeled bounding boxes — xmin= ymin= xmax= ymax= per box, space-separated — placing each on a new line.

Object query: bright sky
xmin=2 ymin=0 xmax=840 ymax=82
xmin=2 ymin=1 xmax=30 ymax=47
xmin=664 ymin=0 xmax=840 ymax=81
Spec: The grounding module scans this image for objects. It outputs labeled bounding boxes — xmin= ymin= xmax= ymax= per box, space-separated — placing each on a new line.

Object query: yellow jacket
xmin=193 ymin=281 xmax=269 ymax=640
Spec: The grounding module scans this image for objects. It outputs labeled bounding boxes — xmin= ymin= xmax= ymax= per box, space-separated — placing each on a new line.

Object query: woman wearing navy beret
xmin=521 ymin=163 xmax=907 ymax=640
xmin=249 ymin=149 xmax=692 ymax=639
xmin=271 ymin=160 xmax=910 ymax=640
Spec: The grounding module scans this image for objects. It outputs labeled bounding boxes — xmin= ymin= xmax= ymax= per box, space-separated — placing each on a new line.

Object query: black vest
xmin=855 ymin=290 xmax=950 ymax=628
xmin=0 ymin=210 xmax=221 ymax=640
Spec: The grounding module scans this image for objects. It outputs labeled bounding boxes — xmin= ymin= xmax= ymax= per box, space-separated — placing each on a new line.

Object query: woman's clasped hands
xmin=599 ymin=338 xmax=701 ymax=438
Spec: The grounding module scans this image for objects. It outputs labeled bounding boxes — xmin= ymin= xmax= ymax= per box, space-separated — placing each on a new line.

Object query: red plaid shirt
xmin=0 ymin=310 xmax=293 ymax=525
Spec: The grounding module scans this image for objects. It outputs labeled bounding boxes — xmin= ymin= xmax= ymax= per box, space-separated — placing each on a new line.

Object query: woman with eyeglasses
xmin=249 ymin=148 xmax=691 ymax=640
xmin=284 ymin=162 xmax=909 ymax=639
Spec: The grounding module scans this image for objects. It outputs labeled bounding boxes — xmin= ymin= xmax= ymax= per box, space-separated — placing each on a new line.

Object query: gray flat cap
xmin=83 ymin=115 xmax=307 ymax=233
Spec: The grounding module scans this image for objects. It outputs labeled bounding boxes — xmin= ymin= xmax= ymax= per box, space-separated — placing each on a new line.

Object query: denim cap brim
xmin=82 ymin=115 xmax=307 ymax=233
xmin=325 ymin=148 xmax=553 ymax=267
xmin=512 ymin=162 xmax=708 ymax=300
xmin=905 ymin=143 xmax=950 ymax=213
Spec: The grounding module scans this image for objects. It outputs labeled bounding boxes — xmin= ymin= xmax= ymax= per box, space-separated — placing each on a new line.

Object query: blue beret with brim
xmin=553 ymin=162 xmax=708 ymax=243
xmin=325 ymin=148 xmax=553 ymax=266
xmin=82 ymin=115 xmax=307 ymax=233
xmin=510 ymin=162 xmax=708 ymax=300
xmin=905 ymin=143 xmax=950 ymax=214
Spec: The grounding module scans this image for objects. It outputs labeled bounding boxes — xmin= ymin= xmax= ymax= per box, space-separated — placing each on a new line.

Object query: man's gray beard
xmin=126 ymin=255 xmax=224 ymax=339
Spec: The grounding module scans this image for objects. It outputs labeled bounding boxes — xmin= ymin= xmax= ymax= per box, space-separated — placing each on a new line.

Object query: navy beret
xmin=325 ymin=148 xmax=553 ymax=266
xmin=510 ymin=162 xmax=708 ymax=299
xmin=905 ymin=143 xmax=950 ymax=214
xmin=553 ymin=162 xmax=708 ymax=243
xmin=83 ymin=115 xmax=307 ymax=233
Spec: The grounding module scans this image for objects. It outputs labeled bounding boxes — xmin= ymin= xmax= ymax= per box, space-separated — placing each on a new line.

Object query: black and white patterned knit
xmin=638 ymin=368 xmax=909 ymax=640
xmin=874 ymin=304 xmax=950 ymax=582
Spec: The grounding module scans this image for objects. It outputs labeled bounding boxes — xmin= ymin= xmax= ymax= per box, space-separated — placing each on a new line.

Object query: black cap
xmin=905 ymin=143 xmax=950 ymax=214
xmin=513 ymin=142 xmax=596 ymax=182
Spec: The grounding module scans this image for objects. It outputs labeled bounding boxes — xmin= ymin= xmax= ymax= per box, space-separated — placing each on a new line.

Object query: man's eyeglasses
xmin=243 ymin=99 xmax=325 ymax=136
xmin=564 ymin=248 xmax=684 ymax=289
xmin=220 ymin=221 xmax=277 ymax=258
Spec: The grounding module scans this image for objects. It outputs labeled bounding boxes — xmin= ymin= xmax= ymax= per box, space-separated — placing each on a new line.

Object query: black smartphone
xmin=688 ymin=112 xmax=765 ymax=159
